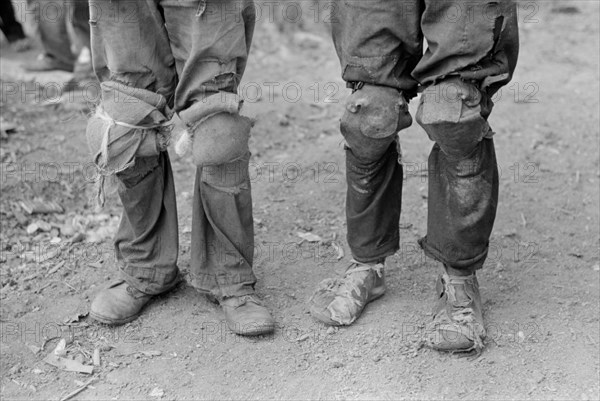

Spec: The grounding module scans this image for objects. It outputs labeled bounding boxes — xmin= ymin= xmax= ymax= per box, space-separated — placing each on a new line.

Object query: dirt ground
xmin=1 ymin=1 xmax=599 ymax=400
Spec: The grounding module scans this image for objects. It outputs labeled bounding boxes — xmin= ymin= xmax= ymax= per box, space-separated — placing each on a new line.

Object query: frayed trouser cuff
xmin=351 ymin=241 xmax=399 ymax=264
xmin=418 ymin=236 xmax=487 ymax=271
xmin=189 ymin=272 xmax=257 ymax=300
xmin=119 ymin=265 xmax=182 ymax=295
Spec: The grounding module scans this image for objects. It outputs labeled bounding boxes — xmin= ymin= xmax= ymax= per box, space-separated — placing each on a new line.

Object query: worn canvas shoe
xmin=90 ymin=281 xmax=153 ymax=325
xmin=309 ymin=260 xmax=386 ymax=326
xmin=23 ymin=54 xmax=73 ymax=72
xmin=220 ymin=294 xmax=275 ymax=336
xmin=425 ymin=273 xmax=486 ymax=352
xmin=11 ymin=37 xmax=33 ymax=52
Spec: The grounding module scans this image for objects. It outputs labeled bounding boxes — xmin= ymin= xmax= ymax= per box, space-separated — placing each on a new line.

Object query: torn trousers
xmin=89 ymin=0 xmax=257 ymax=298
xmin=334 ymin=0 xmax=519 ymax=270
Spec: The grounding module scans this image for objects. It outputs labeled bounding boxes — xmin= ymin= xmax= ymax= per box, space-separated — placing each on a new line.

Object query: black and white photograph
xmin=0 ymin=0 xmax=598 ymax=399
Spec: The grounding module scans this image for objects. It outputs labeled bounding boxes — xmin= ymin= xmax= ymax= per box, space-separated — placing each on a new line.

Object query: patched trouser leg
xmin=411 ymin=0 xmax=518 ymax=271
xmin=420 ymin=139 xmax=498 ymax=271
xmin=332 ymin=0 xmax=419 ymax=263
xmin=115 ymin=153 xmax=181 ymax=294
xmin=417 ymin=78 xmax=498 ymax=271
xmin=160 ymin=0 xmax=256 ymax=298
xmin=333 ymin=0 xmax=518 ymax=271
xmin=190 ymin=153 xmax=256 ymax=298
xmin=341 ymin=85 xmax=412 ymax=263
xmin=89 ymin=0 xmax=179 ymax=294
xmin=346 ymin=143 xmax=404 ymax=263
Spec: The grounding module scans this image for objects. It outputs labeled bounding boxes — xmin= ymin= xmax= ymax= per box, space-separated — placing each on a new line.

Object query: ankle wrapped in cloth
xmin=174 ymin=92 xmax=253 ymax=167
xmin=86 ymin=81 xmax=173 ymax=207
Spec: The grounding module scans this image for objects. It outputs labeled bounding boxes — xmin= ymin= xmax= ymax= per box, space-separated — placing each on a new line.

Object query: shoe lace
xmin=323 ymin=260 xmax=384 ymax=296
xmin=125 ymin=285 xmax=149 ymax=299
xmin=228 ymin=294 xmax=262 ymax=309
xmin=442 ymin=274 xmax=476 ymax=322
xmin=345 ymin=259 xmax=384 ymax=277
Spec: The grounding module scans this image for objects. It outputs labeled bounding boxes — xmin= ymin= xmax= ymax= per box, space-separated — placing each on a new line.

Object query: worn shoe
xmin=309 ymin=260 xmax=386 ymax=326
xmin=220 ymin=294 xmax=275 ymax=336
xmin=90 ymin=281 xmax=153 ymax=325
xmin=11 ymin=37 xmax=34 ymax=52
xmin=24 ymin=54 xmax=73 ymax=72
xmin=425 ymin=273 xmax=486 ymax=353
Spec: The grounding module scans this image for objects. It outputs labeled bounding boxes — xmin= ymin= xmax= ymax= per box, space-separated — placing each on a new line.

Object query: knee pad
xmin=87 ymin=81 xmax=172 ymax=207
xmin=87 ymin=81 xmax=172 ymax=174
xmin=176 ymin=93 xmax=252 ymax=167
xmin=191 ymin=112 xmax=252 ymax=167
xmin=341 ymin=84 xmax=412 ymax=160
xmin=416 ymin=77 xmax=492 ymax=158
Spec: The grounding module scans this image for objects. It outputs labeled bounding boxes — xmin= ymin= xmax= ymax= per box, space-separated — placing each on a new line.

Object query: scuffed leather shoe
xmin=425 ymin=273 xmax=486 ymax=353
xmin=220 ymin=294 xmax=275 ymax=336
xmin=90 ymin=281 xmax=153 ymax=325
xmin=309 ymin=260 xmax=386 ymax=326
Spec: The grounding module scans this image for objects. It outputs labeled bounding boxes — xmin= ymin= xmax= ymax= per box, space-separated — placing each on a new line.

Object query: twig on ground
xmin=58 ymin=377 xmax=96 ymax=401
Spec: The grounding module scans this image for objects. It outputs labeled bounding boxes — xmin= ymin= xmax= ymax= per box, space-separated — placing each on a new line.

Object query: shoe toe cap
xmin=426 ymin=325 xmax=481 ymax=351
xmin=223 ymin=301 xmax=275 ymax=336
xmin=89 ymin=288 xmax=146 ymax=325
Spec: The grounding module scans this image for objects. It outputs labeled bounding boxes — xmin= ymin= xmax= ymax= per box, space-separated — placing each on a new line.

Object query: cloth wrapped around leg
xmin=86 ymin=81 xmax=173 ymax=206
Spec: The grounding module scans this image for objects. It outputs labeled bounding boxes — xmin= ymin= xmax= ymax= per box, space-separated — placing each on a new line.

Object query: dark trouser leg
xmin=331 ymin=0 xmax=421 ymax=262
xmin=0 ymin=0 xmax=27 ymax=42
xmin=346 ymin=143 xmax=403 ymax=263
xmin=115 ymin=154 xmax=181 ymax=294
xmin=411 ymin=1 xmax=519 ymax=352
xmin=190 ymin=154 xmax=256 ymax=298
xmin=414 ymin=0 xmax=519 ymax=271
xmin=160 ymin=0 xmax=257 ymax=299
xmin=416 ymin=77 xmax=500 ymax=272
xmin=309 ymin=0 xmax=419 ymax=327
xmin=35 ymin=0 xmax=76 ymax=67
xmin=420 ymin=139 xmax=499 ymax=271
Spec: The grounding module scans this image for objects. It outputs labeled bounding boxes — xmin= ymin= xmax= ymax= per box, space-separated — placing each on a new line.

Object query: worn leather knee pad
xmin=178 ymin=93 xmax=252 ymax=167
xmin=191 ymin=112 xmax=252 ymax=167
xmin=416 ymin=77 xmax=493 ymax=159
xmin=341 ymin=84 xmax=412 ymax=161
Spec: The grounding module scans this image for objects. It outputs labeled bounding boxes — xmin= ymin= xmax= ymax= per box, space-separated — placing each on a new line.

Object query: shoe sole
xmin=426 ymin=325 xmax=482 ymax=352
xmin=89 ymin=310 xmax=142 ymax=326
xmin=227 ymin=322 xmax=276 ymax=336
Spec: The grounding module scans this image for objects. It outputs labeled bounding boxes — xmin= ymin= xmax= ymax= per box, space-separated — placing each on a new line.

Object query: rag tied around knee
xmin=87 ymin=81 xmax=174 ymax=207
